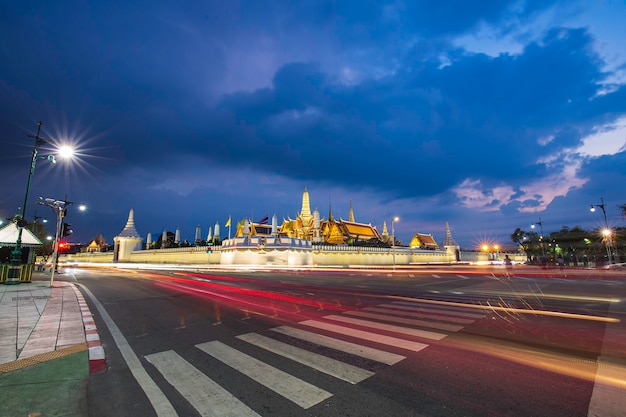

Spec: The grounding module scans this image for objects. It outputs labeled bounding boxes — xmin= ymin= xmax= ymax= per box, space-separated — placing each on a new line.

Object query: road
xmin=60 ymin=265 xmax=625 ymax=417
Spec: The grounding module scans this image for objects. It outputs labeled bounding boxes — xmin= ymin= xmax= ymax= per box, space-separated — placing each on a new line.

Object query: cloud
xmin=2 ymin=0 xmax=626 ymax=248
xmin=575 ymin=116 xmax=626 ymax=157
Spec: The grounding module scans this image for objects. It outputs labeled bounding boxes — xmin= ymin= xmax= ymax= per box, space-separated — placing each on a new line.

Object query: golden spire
xmin=301 ymin=187 xmax=311 ymax=218
xmin=382 ymin=219 xmax=389 ymax=238
xmin=349 ymin=199 xmax=355 ymax=222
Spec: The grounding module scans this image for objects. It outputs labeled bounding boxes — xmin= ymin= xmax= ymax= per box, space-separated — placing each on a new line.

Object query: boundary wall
xmin=63 ymin=237 xmax=527 ymax=266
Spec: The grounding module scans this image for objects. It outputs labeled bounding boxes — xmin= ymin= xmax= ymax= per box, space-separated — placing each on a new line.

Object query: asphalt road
xmin=62 ymin=265 xmax=626 ymax=417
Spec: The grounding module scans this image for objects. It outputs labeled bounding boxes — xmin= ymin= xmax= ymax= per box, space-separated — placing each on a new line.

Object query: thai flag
xmin=257 ymin=214 xmax=269 ymax=224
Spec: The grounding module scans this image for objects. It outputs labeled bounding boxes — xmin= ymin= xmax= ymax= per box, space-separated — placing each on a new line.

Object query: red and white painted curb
xmin=71 ymin=284 xmax=107 ymax=373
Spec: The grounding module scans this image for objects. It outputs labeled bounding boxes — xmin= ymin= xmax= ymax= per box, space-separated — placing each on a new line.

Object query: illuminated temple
xmin=235 ymin=188 xmax=383 ymax=245
xmin=66 ymin=192 xmax=468 ymax=266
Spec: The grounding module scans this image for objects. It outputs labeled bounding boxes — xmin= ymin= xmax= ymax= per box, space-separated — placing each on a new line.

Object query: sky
xmin=1 ymin=0 xmax=626 ymax=250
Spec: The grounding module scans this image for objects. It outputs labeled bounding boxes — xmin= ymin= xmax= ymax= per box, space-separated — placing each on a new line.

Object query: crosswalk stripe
xmin=323 ymin=315 xmax=447 ymax=340
xmin=362 ymin=306 xmax=475 ymax=324
xmin=237 ymin=332 xmax=374 ymax=384
xmin=384 ymin=303 xmax=485 ymax=319
xmin=145 ymin=350 xmax=260 ymax=417
xmin=389 ymin=301 xmax=486 ymax=319
xmin=196 ymin=341 xmax=333 ymax=409
xmin=300 ymin=320 xmax=430 ymax=352
xmin=344 ymin=310 xmax=463 ymax=332
xmin=457 ymin=274 xmax=470 ymax=279
xmin=271 ymin=326 xmax=405 ymax=365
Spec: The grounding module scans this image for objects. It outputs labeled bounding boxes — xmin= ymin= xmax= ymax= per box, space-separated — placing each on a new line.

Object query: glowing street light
xmin=391 ymin=216 xmax=399 ymax=268
xmin=531 ymin=217 xmax=546 ymax=259
xmin=7 ymin=121 xmax=74 ymax=285
xmin=590 ymin=197 xmax=613 ymax=264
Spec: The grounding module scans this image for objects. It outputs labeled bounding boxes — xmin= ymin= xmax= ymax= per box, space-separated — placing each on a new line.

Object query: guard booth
xmin=0 ymin=222 xmax=43 ymax=283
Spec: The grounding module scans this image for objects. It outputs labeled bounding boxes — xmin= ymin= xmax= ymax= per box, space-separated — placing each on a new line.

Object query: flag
xmin=225 ymin=216 xmax=231 ymax=227
xmin=257 ymin=214 xmax=269 ymax=225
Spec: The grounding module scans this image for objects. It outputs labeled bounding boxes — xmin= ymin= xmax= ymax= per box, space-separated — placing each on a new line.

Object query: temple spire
xmin=382 ymin=219 xmax=389 ymax=238
xmin=328 ymin=195 xmax=334 ymax=222
xmin=301 ymin=187 xmax=311 ymax=218
xmin=348 ymin=199 xmax=355 ymax=222
xmin=442 ymin=221 xmax=458 ymax=247
xmin=117 ymin=209 xmax=141 ymax=238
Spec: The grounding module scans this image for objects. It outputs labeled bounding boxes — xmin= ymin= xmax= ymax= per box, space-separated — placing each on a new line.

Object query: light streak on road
xmin=447 ymin=337 xmax=626 ymax=390
xmin=387 ymin=296 xmax=621 ymax=323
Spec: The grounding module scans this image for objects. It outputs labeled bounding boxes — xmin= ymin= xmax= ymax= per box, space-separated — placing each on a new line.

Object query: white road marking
xmin=362 ymin=306 xmax=475 ymax=324
xmin=271 ymin=326 xmax=405 ymax=365
xmin=323 ymin=315 xmax=447 ymax=340
xmin=145 ymin=350 xmax=260 ymax=417
xmin=196 ymin=341 xmax=333 ymax=409
xmin=587 ymin=299 xmax=626 ymax=417
xmin=300 ymin=320 xmax=430 ymax=352
xmin=78 ymin=284 xmax=178 ymax=417
xmin=344 ymin=310 xmax=463 ymax=332
xmin=389 ymin=301 xmax=486 ymax=318
xmin=237 ymin=332 xmax=374 ymax=384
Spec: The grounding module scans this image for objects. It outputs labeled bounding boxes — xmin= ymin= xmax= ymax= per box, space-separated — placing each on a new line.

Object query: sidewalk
xmin=0 ymin=272 xmax=102 ymax=416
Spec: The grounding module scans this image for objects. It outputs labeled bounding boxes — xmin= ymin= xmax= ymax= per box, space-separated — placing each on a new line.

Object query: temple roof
xmin=409 ymin=232 xmax=439 ymax=248
xmin=338 ymin=220 xmax=382 ymax=239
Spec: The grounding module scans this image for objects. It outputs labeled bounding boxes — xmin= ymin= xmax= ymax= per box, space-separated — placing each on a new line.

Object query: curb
xmin=70 ymin=284 xmax=107 ymax=373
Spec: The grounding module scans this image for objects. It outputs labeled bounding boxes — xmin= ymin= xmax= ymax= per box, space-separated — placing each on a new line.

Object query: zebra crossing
xmin=144 ymin=299 xmax=489 ymax=415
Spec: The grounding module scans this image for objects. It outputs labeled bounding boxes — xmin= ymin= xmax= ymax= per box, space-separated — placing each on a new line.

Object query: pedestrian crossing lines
xmin=144 ymin=299 xmax=485 ymax=415
xmin=236 ymin=332 xmax=375 ymax=384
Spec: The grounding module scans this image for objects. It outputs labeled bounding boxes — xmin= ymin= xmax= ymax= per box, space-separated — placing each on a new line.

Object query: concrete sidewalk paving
xmin=0 ymin=273 xmax=104 ymax=416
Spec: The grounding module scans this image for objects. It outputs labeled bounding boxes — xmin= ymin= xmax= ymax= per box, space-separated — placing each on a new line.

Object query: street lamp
xmin=6 ymin=121 xmax=61 ymax=285
xmin=38 ymin=197 xmax=86 ymax=286
xmin=391 ymin=216 xmax=399 ymax=268
xmin=531 ymin=217 xmax=546 ymax=259
xmin=590 ymin=197 xmax=613 ymax=264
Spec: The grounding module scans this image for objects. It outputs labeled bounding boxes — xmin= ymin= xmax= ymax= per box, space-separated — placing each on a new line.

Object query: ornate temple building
xmin=282 ymin=188 xmax=382 ymax=244
xmin=233 ymin=188 xmax=382 ymax=245
xmin=409 ymin=232 xmax=439 ymax=249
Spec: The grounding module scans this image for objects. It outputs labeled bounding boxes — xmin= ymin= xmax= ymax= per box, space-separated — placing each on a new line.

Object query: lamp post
xmin=590 ymin=197 xmax=613 ymax=264
xmin=6 ymin=122 xmax=57 ymax=285
xmin=531 ymin=217 xmax=546 ymax=260
xmin=391 ymin=216 xmax=399 ymax=269
xmin=38 ymin=197 xmax=86 ymax=286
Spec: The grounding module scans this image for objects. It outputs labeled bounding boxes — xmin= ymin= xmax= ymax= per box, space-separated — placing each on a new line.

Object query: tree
xmin=510 ymin=227 xmax=541 ymax=261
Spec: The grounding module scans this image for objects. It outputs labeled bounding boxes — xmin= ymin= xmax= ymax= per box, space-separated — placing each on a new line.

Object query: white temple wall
xmin=129 ymin=247 xmax=219 ymax=264
xmin=114 ymin=237 xmax=143 ymax=262
xmin=312 ymin=250 xmax=455 ymax=265
xmin=64 ymin=242 xmax=525 ymax=266
xmin=220 ymin=248 xmax=312 ymax=266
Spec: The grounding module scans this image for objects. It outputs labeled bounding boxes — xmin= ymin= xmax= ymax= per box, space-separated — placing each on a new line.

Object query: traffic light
xmin=57 ymin=241 xmax=70 ymax=253
xmin=61 ymin=222 xmax=73 ymax=237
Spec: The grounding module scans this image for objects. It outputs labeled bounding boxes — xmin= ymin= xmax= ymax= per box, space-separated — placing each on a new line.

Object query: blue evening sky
xmin=1 ymin=1 xmax=625 ymax=249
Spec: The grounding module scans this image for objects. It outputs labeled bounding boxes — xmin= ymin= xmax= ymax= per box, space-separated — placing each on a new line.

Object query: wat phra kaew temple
xmin=67 ymin=189 xmax=500 ymax=266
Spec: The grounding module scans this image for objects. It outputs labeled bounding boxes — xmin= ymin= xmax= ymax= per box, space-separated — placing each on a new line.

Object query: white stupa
xmin=113 ymin=209 xmax=143 ymax=262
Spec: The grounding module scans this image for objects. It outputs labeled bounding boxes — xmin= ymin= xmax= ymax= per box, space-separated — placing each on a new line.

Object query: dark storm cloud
xmin=2 ymin=0 xmax=625 ymax=247
xmin=210 ymin=26 xmax=623 ymax=199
